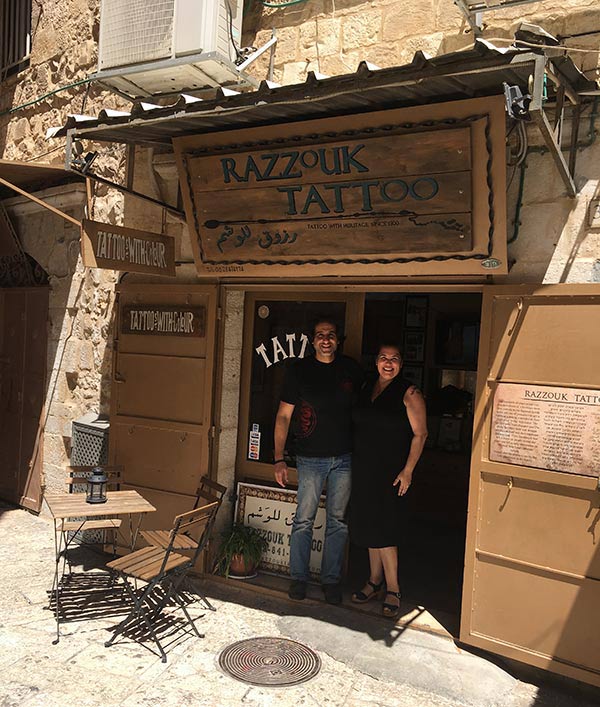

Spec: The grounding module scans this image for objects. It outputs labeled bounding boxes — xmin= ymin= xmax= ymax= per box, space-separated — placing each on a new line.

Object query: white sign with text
xmin=235 ymin=482 xmax=326 ymax=580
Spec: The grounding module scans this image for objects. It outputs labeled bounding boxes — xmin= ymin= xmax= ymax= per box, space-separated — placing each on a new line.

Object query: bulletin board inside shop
xmin=173 ymin=96 xmax=507 ymax=279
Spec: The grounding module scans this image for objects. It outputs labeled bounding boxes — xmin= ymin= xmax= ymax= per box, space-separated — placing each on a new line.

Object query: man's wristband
xmin=273 ymin=458 xmax=286 ymax=465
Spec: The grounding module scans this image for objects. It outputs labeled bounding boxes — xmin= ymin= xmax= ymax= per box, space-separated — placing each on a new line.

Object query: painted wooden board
xmin=186 ymin=128 xmax=473 ymax=262
xmin=174 ymin=96 xmax=508 ymax=277
xmin=81 ymin=219 xmax=176 ymax=276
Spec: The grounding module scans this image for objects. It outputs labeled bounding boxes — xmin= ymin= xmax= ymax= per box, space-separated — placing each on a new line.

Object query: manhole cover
xmin=219 ymin=636 xmax=321 ymax=687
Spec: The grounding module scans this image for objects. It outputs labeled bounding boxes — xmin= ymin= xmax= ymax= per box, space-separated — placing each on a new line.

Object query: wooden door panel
xmin=23 ymin=291 xmax=48 ymax=374
xmin=0 ymin=291 xmax=24 ymax=505
xmin=110 ymin=284 xmax=218 ymax=570
xmin=112 ymin=420 xmax=206 ymax=496
xmin=472 ymin=560 xmax=600 ymax=672
xmin=114 ymin=353 xmax=206 ymax=423
xmin=461 ymin=285 xmax=600 ymax=687
xmin=487 ymin=296 xmax=599 ymax=384
xmin=0 ymin=288 xmax=47 ymax=511
xmin=19 ymin=289 xmax=48 ymax=511
xmin=0 ymin=418 xmax=20 ymax=500
xmin=479 ymin=472 xmax=600 ymax=578
xmin=118 ymin=289 xmax=211 ymax=359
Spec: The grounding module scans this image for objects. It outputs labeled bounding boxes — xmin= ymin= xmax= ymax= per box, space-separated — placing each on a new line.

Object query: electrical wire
xmin=0 ymin=75 xmax=94 ymax=119
xmin=262 ymin=0 xmax=308 ymax=6
xmin=225 ymin=0 xmax=243 ymax=63
xmin=508 ymin=97 xmax=598 ymax=245
xmin=507 ymin=159 xmax=526 ymax=244
xmin=486 ymin=36 xmax=600 ymax=55
xmin=24 ymin=143 xmax=65 ymax=162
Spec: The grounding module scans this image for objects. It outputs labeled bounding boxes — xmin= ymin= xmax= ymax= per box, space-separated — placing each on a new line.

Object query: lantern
xmin=86 ymin=467 xmax=108 ymax=504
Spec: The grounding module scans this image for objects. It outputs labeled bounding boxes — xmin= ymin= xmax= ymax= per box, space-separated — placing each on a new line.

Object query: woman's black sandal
xmin=351 ymin=579 xmax=384 ymax=604
xmin=382 ymin=590 xmax=401 ymax=618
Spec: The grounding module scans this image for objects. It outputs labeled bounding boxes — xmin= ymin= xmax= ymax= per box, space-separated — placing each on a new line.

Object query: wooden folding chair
xmin=105 ymin=498 xmax=221 ymax=662
xmin=139 ymin=476 xmax=226 ymax=611
xmin=140 ymin=476 xmax=227 ymax=550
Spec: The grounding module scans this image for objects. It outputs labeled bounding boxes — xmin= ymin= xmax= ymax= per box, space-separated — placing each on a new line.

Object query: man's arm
xmin=274 ymin=401 xmax=295 ymax=487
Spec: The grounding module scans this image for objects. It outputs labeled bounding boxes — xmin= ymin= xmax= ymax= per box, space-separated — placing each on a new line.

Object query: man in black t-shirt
xmin=273 ymin=318 xmax=363 ymax=604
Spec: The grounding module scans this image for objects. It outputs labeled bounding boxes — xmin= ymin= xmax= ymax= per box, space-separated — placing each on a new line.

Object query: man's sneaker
xmin=288 ymin=580 xmax=307 ymax=600
xmin=322 ymin=583 xmax=342 ymax=605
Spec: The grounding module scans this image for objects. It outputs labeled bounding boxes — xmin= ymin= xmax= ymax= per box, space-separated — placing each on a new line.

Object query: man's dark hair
xmin=311 ymin=316 xmax=342 ymax=338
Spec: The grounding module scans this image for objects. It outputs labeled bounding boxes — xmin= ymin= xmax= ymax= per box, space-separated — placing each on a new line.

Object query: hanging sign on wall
xmin=490 ymin=382 xmax=600 ymax=478
xmin=81 ymin=219 xmax=176 ymax=276
xmin=174 ymin=96 xmax=507 ymax=277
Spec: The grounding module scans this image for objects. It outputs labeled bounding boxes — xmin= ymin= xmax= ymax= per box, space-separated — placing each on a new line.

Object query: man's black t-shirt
xmin=280 ymin=354 xmax=364 ymax=457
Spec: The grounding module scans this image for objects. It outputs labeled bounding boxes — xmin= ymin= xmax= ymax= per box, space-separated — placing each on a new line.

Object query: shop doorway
xmin=235 ymin=288 xmax=482 ymax=635
xmin=348 ymin=292 xmax=482 ymax=634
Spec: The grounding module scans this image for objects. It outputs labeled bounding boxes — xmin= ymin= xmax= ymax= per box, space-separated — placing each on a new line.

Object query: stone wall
xmin=240 ymin=0 xmax=600 ymax=285
xmin=3 ymin=185 xmax=120 ymax=495
xmin=0 ymin=0 xmax=130 ymax=496
xmin=243 ymin=0 xmax=599 ymax=82
xmin=215 ymin=289 xmax=245 ymax=537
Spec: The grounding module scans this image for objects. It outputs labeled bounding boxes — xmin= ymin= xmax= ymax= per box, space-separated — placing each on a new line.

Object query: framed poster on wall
xmin=403 ymin=365 xmax=424 ymax=389
xmin=404 ymin=331 xmax=425 ymax=362
xmin=405 ymin=296 xmax=428 ymax=328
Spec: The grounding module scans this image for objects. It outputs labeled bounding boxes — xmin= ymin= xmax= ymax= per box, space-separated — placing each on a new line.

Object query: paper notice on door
xmin=490 ymin=383 xmax=600 ymax=477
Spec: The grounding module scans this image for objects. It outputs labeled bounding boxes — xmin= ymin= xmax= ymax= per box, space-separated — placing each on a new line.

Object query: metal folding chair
xmin=104 ymin=498 xmax=221 ymax=662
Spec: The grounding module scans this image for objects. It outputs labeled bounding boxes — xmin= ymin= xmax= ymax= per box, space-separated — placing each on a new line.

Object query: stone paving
xmin=1 ymin=501 xmax=599 ymax=707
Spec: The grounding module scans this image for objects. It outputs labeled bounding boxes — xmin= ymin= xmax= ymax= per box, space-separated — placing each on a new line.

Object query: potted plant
xmin=214 ymin=523 xmax=268 ymax=579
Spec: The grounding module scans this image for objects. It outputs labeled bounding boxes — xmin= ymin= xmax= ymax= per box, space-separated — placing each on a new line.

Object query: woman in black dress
xmin=350 ymin=343 xmax=428 ymax=617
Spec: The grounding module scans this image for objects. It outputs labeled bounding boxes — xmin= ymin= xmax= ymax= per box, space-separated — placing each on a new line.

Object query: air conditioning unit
xmin=95 ymin=0 xmax=256 ymax=98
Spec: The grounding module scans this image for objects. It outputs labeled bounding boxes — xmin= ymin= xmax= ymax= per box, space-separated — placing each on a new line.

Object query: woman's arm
xmin=393 ymin=386 xmax=428 ymax=496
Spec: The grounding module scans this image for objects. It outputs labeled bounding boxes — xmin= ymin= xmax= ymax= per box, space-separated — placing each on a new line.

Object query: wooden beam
xmin=0 ymin=176 xmax=81 ymax=226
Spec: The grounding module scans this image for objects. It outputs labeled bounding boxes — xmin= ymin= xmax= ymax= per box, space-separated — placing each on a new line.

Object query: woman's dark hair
xmin=376 ymin=341 xmax=403 ymax=357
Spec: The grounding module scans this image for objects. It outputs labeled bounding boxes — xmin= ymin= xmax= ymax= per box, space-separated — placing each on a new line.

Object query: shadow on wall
xmin=0 ymin=74 xmax=18 ymax=159
xmin=505 ymin=154 xmax=577 ymax=282
xmin=554 ymin=174 xmax=600 ymax=284
xmin=242 ymin=0 xmax=369 ymax=39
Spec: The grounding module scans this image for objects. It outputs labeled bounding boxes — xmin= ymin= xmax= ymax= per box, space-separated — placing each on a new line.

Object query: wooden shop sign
xmin=174 ymin=97 xmax=507 ymax=276
xmin=186 ymin=128 xmax=473 ymax=262
xmin=81 ymin=219 xmax=176 ymax=276
xmin=121 ymin=304 xmax=206 ymax=337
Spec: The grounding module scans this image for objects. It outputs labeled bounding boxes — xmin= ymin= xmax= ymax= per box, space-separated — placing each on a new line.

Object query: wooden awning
xmin=0 ymin=159 xmax=84 ymax=199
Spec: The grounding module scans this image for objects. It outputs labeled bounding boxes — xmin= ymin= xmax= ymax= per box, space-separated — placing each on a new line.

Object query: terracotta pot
xmin=228 ymin=553 xmax=257 ymax=578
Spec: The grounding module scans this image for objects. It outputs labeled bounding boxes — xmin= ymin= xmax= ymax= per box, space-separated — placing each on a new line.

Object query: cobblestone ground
xmin=1 ymin=501 xmax=598 ymax=707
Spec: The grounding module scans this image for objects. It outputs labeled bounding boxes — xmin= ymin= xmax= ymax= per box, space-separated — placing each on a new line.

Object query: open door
xmin=461 ymin=285 xmax=600 ymax=687
xmin=110 ymin=284 xmax=218 ymax=540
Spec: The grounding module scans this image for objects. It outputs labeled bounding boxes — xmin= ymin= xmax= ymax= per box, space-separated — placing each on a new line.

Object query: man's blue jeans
xmin=289 ymin=453 xmax=351 ymax=585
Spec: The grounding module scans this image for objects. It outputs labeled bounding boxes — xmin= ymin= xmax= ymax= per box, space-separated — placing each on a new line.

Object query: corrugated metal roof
xmin=47 ymin=40 xmax=597 ymax=146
